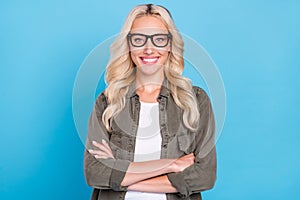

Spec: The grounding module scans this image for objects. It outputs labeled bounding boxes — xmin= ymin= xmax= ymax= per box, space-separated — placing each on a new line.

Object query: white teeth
xmin=142 ymin=58 xmax=158 ymax=63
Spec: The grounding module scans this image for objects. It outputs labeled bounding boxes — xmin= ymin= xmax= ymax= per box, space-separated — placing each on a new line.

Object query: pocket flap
xmin=177 ymin=133 xmax=195 ymax=154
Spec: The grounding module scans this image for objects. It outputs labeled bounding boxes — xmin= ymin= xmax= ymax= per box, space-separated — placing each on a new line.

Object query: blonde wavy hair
xmin=102 ymin=4 xmax=200 ymax=132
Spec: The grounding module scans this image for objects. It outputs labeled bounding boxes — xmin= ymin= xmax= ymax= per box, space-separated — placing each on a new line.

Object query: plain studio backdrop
xmin=0 ymin=0 xmax=299 ymax=199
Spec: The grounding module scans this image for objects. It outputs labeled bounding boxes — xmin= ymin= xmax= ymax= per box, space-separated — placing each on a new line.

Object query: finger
xmin=182 ymin=153 xmax=192 ymax=157
xmin=92 ymin=140 xmax=103 ymax=149
xmin=91 ymin=141 xmax=115 ymax=159
xmin=89 ymin=149 xmax=114 ymax=159
xmin=186 ymin=153 xmax=195 ymax=159
xmin=95 ymin=155 xmax=111 ymax=159
xmin=180 ymin=153 xmax=193 ymax=159
xmin=92 ymin=141 xmax=111 ymax=153
xmin=97 ymin=140 xmax=114 ymax=158
xmin=88 ymin=149 xmax=108 ymax=156
xmin=102 ymin=140 xmax=114 ymax=155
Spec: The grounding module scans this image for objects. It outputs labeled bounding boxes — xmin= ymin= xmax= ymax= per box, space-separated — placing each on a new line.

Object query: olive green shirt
xmin=84 ymin=83 xmax=216 ymax=200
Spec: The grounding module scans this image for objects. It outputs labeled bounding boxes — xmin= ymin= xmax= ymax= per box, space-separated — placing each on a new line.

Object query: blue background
xmin=1 ymin=0 xmax=299 ymax=199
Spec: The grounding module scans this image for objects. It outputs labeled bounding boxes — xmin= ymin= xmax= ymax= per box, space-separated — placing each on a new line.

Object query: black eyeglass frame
xmin=127 ymin=32 xmax=172 ymax=48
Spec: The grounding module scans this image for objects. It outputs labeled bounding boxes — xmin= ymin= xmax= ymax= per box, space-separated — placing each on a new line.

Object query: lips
xmin=140 ymin=57 xmax=159 ymax=64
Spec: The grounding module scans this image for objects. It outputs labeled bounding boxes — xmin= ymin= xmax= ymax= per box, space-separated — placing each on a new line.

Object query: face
xmin=129 ymin=16 xmax=171 ymax=77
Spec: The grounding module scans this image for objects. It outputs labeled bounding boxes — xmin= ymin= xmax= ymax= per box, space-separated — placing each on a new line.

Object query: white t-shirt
xmin=125 ymin=101 xmax=166 ymax=200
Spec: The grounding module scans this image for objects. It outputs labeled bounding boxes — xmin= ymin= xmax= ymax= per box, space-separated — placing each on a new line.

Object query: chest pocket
xmin=177 ymin=132 xmax=196 ymax=154
xmin=109 ymin=130 xmax=134 ymax=161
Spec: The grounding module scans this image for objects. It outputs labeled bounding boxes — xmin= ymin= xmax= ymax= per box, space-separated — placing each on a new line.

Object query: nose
xmin=143 ymin=38 xmax=154 ymax=54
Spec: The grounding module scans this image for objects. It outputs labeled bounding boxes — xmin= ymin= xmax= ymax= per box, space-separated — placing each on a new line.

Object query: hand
xmin=171 ymin=153 xmax=195 ymax=173
xmin=88 ymin=139 xmax=115 ymax=159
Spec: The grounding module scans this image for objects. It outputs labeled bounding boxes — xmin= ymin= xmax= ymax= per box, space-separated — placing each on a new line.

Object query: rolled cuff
xmin=109 ymin=159 xmax=131 ymax=191
xmin=167 ymin=172 xmax=190 ymax=198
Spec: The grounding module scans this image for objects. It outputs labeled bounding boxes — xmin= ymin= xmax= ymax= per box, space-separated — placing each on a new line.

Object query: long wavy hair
xmin=102 ymin=4 xmax=200 ymax=132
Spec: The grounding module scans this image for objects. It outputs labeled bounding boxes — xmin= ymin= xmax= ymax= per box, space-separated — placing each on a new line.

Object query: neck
xmin=135 ymin=72 xmax=164 ymax=93
xmin=135 ymin=72 xmax=164 ymax=102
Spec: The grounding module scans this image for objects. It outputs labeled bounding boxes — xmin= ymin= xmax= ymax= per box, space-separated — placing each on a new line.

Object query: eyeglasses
xmin=127 ymin=33 xmax=172 ymax=48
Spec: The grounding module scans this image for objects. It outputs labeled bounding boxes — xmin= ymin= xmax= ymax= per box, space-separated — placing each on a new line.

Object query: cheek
xmin=158 ymin=50 xmax=170 ymax=62
xmin=157 ymin=45 xmax=170 ymax=57
xmin=130 ymin=51 xmax=140 ymax=65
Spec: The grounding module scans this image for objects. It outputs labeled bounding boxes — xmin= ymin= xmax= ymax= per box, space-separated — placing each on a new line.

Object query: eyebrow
xmin=129 ymin=29 xmax=169 ymax=34
xmin=128 ymin=32 xmax=169 ymax=35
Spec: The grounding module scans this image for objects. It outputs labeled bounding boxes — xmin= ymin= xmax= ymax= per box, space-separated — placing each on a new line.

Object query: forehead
xmin=130 ymin=16 xmax=168 ymax=34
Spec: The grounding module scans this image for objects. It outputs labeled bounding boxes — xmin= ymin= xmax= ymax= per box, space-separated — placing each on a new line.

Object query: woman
xmin=84 ymin=4 xmax=216 ymax=200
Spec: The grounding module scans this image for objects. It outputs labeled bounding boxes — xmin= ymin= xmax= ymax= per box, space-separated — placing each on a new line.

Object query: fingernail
xmin=102 ymin=139 xmax=106 ymax=143
xmin=92 ymin=141 xmax=96 ymax=145
xmin=88 ymin=149 xmax=93 ymax=153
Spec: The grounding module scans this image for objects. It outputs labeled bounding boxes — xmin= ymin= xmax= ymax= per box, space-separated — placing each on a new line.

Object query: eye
xmin=134 ymin=38 xmax=142 ymax=43
xmin=156 ymin=37 xmax=165 ymax=42
xmin=154 ymin=36 xmax=167 ymax=44
xmin=132 ymin=36 xmax=145 ymax=44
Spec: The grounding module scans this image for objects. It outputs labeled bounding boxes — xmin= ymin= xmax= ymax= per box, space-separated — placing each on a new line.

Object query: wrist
xmin=165 ymin=158 xmax=176 ymax=173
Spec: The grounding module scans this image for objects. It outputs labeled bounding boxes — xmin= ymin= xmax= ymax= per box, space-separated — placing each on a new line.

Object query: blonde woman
xmin=84 ymin=4 xmax=216 ymax=200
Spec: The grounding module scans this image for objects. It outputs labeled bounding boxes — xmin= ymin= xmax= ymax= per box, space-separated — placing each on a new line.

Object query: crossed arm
xmin=85 ymin=89 xmax=216 ymax=195
xmin=88 ymin=140 xmax=195 ymax=193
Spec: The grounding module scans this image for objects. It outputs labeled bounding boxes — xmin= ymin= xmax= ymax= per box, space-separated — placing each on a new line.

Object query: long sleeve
xmin=84 ymin=93 xmax=130 ymax=191
xmin=167 ymin=87 xmax=217 ymax=198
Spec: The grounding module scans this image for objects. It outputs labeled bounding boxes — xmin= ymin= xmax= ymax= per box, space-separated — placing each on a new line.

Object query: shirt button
xmin=163 ymin=144 xmax=168 ymax=148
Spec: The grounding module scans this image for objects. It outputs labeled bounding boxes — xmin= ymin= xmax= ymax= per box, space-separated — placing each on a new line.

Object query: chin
xmin=136 ymin=63 xmax=164 ymax=76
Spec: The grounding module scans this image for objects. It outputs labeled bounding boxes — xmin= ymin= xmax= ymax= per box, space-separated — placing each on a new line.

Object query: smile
xmin=140 ymin=57 xmax=159 ymax=64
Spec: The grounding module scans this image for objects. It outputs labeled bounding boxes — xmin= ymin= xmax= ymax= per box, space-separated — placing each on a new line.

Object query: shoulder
xmin=192 ymin=86 xmax=210 ymax=104
xmin=94 ymin=92 xmax=108 ymax=112
xmin=192 ymin=86 xmax=207 ymax=96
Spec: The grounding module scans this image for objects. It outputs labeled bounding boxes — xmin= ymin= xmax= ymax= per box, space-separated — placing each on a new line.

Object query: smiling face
xmin=129 ymin=16 xmax=171 ymax=78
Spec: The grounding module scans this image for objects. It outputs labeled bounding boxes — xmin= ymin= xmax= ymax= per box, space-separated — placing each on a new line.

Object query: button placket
xmin=158 ymin=97 xmax=169 ymax=158
xmin=128 ymin=95 xmax=140 ymax=161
